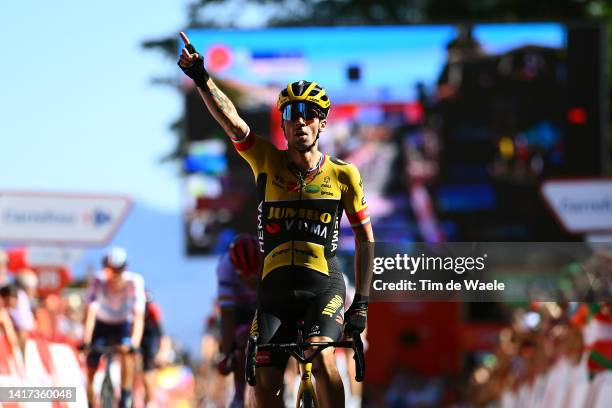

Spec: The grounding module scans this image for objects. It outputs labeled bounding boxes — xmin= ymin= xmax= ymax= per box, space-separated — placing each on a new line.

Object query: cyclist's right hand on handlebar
xmin=178 ymin=32 xmax=209 ymax=87
xmin=344 ymin=294 xmax=368 ymax=335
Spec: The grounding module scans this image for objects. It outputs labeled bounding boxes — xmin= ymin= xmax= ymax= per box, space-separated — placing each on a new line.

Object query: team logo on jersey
xmin=305 ymin=185 xmax=320 ymax=193
xmin=270 ymin=247 xmax=291 ymax=258
xmin=295 ymin=247 xmax=317 ymax=258
xmin=320 ymin=175 xmax=332 ymax=190
xmin=265 ymin=207 xmax=332 ymax=238
xmin=267 ymin=207 xmax=333 ymax=223
xmin=306 ymin=325 xmax=321 ymax=337
xmin=265 ymin=223 xmax=281 ymax=234
xmin=257 ymin=201 xmax=264 ymax=249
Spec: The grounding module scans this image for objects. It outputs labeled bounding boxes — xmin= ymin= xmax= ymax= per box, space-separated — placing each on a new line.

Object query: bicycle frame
xmin=90 ymin=346 xmax=117 ymax=408
xmin=297 ymin=362 xmax=317 ymax=408
xmin=245 ymin=332 xmax=365 ymax=407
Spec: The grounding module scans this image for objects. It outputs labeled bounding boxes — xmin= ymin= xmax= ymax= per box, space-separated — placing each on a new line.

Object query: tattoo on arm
xmin=209 ymin=87 xmax=234 ymax=117
xmin=202 ymin=84 xmax=248 ymax=140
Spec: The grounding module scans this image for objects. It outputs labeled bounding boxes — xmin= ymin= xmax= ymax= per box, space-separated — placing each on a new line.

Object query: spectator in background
xmin=0 ymin=250 xmax=9 ymax=286
xmin=141 ymin=290 xmax=164 ymax=408
xmin=11 ymin=270 xmax=37 ymax=352
xmin=0 ymin=285 xmax=22 ymax=363
xmin=57 ymin=292 xmax=85 ymax=344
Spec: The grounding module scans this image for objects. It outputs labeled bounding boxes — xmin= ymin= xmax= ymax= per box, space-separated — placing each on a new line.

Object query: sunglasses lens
xmin=282 ymin=103 xmax=319 ymax=120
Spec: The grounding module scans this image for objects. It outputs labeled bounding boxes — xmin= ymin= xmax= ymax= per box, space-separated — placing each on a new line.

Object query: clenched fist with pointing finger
xmin=177 ymin=31 xmax=209 ymax=87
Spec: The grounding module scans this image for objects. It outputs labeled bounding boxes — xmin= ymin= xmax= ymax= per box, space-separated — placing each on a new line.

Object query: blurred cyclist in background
xmin=216 ymin=233 xmax=261 ymax=407
xmin=141 ymin=290 xmax=164 ymax=408
xmin=82 ymin=246 xmax=146 ymax=408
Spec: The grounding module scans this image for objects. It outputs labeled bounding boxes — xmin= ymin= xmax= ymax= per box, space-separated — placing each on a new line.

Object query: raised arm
xmin=178 ymin=32 xmax=249 ymax=141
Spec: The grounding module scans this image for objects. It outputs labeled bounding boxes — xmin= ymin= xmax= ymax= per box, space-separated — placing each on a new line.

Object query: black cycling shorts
xmin=86 ymin=320 xmax=132 ymax=368
xmin=140 ymin=334 xmax=161 ymax=372
xmin=251 ymin=258 xmax=346 ymax=370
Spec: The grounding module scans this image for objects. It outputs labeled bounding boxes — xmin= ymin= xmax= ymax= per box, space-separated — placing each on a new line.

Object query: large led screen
xmin=182 ymin=23 xmax=605 ymax=254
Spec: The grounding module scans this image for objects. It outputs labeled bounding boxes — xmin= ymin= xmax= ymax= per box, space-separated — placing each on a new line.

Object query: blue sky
xmin=0 ymin=0 xmax=210 ymax=352
xmin=1 ymin=1 xmax=185 ymax=212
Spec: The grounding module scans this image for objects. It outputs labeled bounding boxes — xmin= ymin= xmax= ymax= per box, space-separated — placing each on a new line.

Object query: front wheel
xmin=100 ymin=375 xmax=115 ymax=408
xmin=299 ymin=389 xmax=315 ymax=408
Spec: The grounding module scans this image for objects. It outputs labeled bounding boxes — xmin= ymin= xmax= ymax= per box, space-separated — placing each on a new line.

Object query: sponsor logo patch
xmin=266 ymin=223 xmax=281 ymax=234
xmin=321 ymin=295 xmax=344 ymax=317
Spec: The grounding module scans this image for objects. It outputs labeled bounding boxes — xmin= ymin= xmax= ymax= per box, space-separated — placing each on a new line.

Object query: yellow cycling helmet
xmin=277 ymin=80 xmax=331 ymax=115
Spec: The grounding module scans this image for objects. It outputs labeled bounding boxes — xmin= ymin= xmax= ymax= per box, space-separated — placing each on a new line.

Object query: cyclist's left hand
xmin=117 ymin=344 xmax=131 ymax=354
xmin=344 ymin=294 xmax=368 ymax=335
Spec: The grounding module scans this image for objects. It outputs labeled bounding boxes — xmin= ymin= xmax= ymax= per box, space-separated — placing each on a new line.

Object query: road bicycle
xmin=86 ymin=345 xmax=118 ymax=408
xmin=86 ymin=345 xmax=137 ymax=408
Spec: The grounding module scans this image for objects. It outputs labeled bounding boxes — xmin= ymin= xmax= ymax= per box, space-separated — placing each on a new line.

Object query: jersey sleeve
xmin=85 ymin=275 xmax=101 ymax=304
xmin=131 ymin=274 xmax=146 ymax=315
xmin=147 ymin=302 xmax=163 ymax=325
xmin=340 ymin=163 xmax=370 ymax=230
xmin=231 ymin=131 xmax=274 ymax=180
xmin=216 ymin=253 xmax=237 ymax=308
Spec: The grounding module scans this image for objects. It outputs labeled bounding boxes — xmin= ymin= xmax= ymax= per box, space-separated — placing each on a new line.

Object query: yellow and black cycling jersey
xmin=232 ymin=132 xmax=370 ymax=279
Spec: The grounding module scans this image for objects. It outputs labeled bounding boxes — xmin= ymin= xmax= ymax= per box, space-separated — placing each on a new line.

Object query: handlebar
xmin=245 ymin=331 xmax=365 ymax=386
xmin=80 ymin=344 xmax=139 ymax=354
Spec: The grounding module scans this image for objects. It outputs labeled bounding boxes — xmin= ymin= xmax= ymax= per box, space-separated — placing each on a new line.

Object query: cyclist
xmin=178 ymin=32 xmax=374 ymax=408
xmin=216 ymin=233 xmax=261 ymax=407
xmin=141 ymin=290 xmax=163 ymax=408
xmin=82 ymin=247 xmax=146 ymax=408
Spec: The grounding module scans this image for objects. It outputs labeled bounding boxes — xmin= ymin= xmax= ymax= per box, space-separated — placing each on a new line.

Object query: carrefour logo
xmin=3 ymin=209 xmax=76 ymax=225
xmin=83 ymin=209 xmax=112 ymax=227
xmin=3 ymin=208 xmax=112 ymax=228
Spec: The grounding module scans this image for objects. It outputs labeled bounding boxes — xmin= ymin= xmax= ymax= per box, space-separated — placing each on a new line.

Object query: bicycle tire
xmin=299 ymin=389 xmax=315 ymax=408
xmin=100 ymin=375 xmax=115 ymax=408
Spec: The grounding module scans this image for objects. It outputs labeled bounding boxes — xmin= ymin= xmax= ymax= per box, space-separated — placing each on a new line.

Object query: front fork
xmin=296 ymin=362 xmax=318 ymax=408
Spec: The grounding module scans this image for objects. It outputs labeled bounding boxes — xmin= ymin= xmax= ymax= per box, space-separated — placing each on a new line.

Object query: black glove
xmin=178 ymin=43 xmax=210 ymax=88
xmin=344 ymin=294 xmax=368 ymax=335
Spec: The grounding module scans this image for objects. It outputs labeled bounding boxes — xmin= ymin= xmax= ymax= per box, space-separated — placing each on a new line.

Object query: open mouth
xmin=295 ymin=130 xmax=307 ymax=137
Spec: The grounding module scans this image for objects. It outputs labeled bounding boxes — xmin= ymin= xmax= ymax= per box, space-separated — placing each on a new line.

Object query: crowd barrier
xmin=500 ymin=355 xmax=612 ymax=408
xmin=0 ymin=334 xmax=87 ymax=408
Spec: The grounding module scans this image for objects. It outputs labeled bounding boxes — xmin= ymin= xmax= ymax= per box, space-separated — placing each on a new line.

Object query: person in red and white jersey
xmin=82 ymin=246 xmax=146 ymax=408
xmin=216 ymin=233 xmax=261 ymax=407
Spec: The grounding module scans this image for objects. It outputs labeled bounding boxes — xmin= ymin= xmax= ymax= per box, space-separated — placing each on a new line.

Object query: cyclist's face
xmin=104 ymin=266 xmax=125 ymax=285
xmin=283 ymin=108 xmax=326 ymax=151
